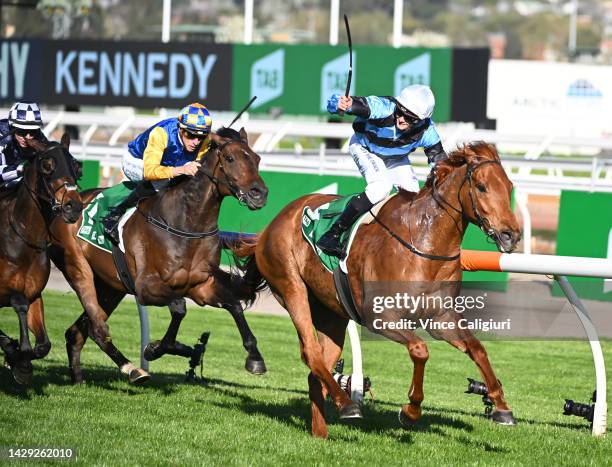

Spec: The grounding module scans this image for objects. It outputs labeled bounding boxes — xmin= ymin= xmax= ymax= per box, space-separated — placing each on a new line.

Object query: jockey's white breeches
xmin=122 ymin=151 xmax=144 ymax=182
xmin=122 ymin=151 xmax=171 ymax=191
xmin=349 ymin=135 xmax=420 ymax=204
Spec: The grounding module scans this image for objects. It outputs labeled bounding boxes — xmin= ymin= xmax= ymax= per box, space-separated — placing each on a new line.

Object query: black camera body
xmin=563 ymin=390 xmax=596 ymax=425
xmin=331 ymin=359 xmax=372 ymax=399
xmin=186 ymin=331 xmax=210 ymax=383
xmin=465 ymin=378 xmax=493 ymax=416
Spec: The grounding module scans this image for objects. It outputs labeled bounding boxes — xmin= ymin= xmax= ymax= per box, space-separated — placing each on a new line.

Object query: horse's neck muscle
xmin=388 ymin=168 xmax=468 ymax=258
xmin=12 ymin=170 xmax=47 ymax=238
xmin=155 ymin=157 xmax=221 ymax=233
xmin=0 ymin=169 xmax=48 ymax=259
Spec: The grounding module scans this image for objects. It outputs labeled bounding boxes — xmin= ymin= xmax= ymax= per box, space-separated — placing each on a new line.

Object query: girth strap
xmin=332 ymin=267 xmax=364 ymax=325
xmin=112 ymin=244 xmax=137 ymax=295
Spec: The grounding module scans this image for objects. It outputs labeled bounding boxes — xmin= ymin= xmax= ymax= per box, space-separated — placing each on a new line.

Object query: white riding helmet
xmin=395 ymin=85 xmax=435 ymax=120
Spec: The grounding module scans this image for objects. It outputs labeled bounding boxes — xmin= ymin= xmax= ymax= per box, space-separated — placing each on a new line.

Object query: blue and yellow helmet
xmin=177 ymin=103 xmax=212 ymax=136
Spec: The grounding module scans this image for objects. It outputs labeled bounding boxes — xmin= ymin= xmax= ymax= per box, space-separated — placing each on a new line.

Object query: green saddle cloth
xmin=301 ymin=194 xmax=364 ymax=272
xmin=76 ymin=181 xmax=137 ymax=253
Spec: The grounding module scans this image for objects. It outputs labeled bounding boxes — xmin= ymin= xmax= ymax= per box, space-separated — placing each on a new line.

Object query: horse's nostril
xmin=65 ymin=200 xmax=83 ymax=213
xmin=500 ymin=230 xmax=514 ymax=242
xmin=249 ymin=188 xmax=262 ymax=199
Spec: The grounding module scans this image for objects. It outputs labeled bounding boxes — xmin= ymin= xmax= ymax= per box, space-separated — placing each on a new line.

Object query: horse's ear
xmin=463 ymin=145 xmax=479 ymax=163
xmin=239 ymin=127 xmax=248 ymax=143
xmin=61 ymin=132 xmax=71 ymax=149
xmin=209 ymin=133 xmax=222 ymax=148
xmin=25 ymin=138 xmax=44 ymax=153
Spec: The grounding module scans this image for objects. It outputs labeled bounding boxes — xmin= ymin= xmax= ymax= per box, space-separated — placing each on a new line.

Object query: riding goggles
xmin=394 ymin=105 xmax=421 ymax=125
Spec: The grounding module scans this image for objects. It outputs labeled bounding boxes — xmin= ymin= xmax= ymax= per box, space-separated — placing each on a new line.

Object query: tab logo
xmin=251 ymin=49 xmax=284 ymax=108
xmin=394 ymin=53 xmax=430 ymax=96
xmin=320 ymin=52 xmax=355 ymax=111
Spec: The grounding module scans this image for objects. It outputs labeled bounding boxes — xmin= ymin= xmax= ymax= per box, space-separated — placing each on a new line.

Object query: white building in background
xmin=487 ymin=59 xmax=612 ymax=139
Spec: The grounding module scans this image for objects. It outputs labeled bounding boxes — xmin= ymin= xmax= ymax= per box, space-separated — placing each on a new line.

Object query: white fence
xmin=30 ymin=109 xmax=612 ymax=194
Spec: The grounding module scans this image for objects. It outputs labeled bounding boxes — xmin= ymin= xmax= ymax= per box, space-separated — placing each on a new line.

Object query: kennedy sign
xmin=0 ymin=39 xmax=232 ymax=108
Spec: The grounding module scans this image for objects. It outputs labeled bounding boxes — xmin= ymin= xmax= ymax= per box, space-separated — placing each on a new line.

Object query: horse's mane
xmin=215 ymin=127 xmax=242 ymax=142
xmin=168 ymin=127 xmax=244 ymax=189
xmin=423 ymin=141 xmax=499 ymax=189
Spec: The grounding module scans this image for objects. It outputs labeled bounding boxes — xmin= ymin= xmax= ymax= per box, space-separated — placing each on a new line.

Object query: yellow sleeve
xmin=143 ymin=127 xmax=175 ymax=180
xmin=196 ymin=137 xmax=211 ymax=161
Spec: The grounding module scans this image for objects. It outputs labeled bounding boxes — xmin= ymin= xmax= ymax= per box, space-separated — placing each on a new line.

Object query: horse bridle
xmin=25 ymin=144 xmax=79 ymax=216
xmin=200 ymin=138 xmax=250 ymax=206
xmin=10 ymin=144 xmax=79 ymax=250
xmin=140 ymin=138 xmax=249 ymax=239
xmin=432 ymin=159 xmax=502 ymax=239
xmin=371 ymin=159 xmax=502 ymax=262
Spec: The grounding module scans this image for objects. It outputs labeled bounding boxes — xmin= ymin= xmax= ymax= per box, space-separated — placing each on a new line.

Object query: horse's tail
xmin=226 ymin=234 xmax=269 ymax=308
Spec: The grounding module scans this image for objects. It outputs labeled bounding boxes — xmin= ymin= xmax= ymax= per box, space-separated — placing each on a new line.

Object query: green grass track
xmin=1 ymin=291 xmax=610 ymax=466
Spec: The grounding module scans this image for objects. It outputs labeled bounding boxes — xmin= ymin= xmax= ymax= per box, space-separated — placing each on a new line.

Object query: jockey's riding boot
xmin=316 ymin=193 xmax=374 ymax=258
xmin=102 ymin=182 xmax=155 ymax=244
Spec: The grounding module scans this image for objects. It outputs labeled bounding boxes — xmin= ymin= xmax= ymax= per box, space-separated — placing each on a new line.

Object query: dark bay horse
xmin=48 ymin=128 xmax=269 ymax=384
xmin=233 ymin=142 xmax=521 ymax=438
xmin=0 ymin=135 xmax=83 ymax=384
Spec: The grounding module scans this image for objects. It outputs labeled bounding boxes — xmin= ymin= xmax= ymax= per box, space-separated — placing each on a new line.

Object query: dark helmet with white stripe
xmin=8 ymin=101 xmax=43 ymax=130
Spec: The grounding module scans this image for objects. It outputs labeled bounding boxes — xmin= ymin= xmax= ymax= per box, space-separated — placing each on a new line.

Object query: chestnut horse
xmin=233 ymin=142 xmax=521 ymax=438
xmin=48 ymin=127 xmax=268 ymax=384
xmin=0 ymin=135 xmax=83 ymax=384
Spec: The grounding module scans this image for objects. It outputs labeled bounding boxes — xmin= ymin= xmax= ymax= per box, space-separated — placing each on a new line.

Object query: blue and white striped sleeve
xmin=0 ymin=148 xmax=23 ymax=186
xmin=364 ymin=96 xmax=395 ymax=119
xmin=420 ymin=124 xmax=442 ymax=148
xmin=420 ymin=123 xmax=448 ymax=164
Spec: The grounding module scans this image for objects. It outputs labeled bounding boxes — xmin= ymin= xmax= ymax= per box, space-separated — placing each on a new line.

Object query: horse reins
xmin=200 ymin=139 xmax=250 ymax=206
xmin=12 ymin=145 xmax=80 ymax=251
xmin=432 ymin=159 xmax=502 ymax=238
xmin=138 ymin=137 xmax=247 ymax=239
xmin=371 ymin=213 xmax=460 ymax=261
xmin=23 ymin=145 xmax=79 ymax=216
xmin=372 ymin=159 xmax=502 ymax=261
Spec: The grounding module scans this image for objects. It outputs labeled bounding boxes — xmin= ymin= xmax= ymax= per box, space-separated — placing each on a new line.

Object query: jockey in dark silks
xmin=103 ymin=103 xmax=213 ymax=242
xmin=0 ymin=102 xmax=48 ymax=189
xmin=316 ymin=84 xmax=449 ymax=258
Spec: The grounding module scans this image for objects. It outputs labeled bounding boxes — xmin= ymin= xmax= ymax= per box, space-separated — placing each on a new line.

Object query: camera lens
xmin=466 ymin=378 xmax=488 ymax=396
xmin=563 ymin=399 xmax=594 ymax=422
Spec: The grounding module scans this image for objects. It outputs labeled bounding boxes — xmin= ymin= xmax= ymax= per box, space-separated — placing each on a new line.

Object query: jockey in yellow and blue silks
xmin=123 ymin=103 xmax=212 ymax=181
xmin=102 ymin=103 xmax=212 ymax=242
xmin=316 ymin=85 xmax=448 ymax=258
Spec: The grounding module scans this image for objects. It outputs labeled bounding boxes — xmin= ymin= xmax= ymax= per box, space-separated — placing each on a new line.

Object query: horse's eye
xmin=226 ymin=155 xmax=235 ymax=163
xmin=476 ymin=183 xmax=487 ymax=193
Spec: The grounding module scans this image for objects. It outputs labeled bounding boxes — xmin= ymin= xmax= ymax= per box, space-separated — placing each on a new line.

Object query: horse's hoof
xmin=339 ymin=402 xmax=362 ymax=420
xmin=491 ymin=409 xmax=517 ymax=426
xmin=12 ymin=360 xmax=33 ymax=386
xmin=143 ymin=341 xmax=164 ymax=362
xmin=245 ymin=358 xmax=267 ymax=375
xmin=71 ymin=375 xmax=84 ymax=385
xmin=398 ymin=409 xmax=420 ymax=427
xmin=128 ymin=368 xmax=150 ymax=385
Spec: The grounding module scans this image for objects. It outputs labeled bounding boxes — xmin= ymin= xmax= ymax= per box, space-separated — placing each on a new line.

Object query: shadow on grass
xmin=200 ymin=382 xmax=509 ymax=451
xmin=1 ymin=360 xmax=586 ymax=445
xmin=371 ymin=399 xmax=589 ymax=432
xmin=0 ymin=360 xmax=309 ymax=400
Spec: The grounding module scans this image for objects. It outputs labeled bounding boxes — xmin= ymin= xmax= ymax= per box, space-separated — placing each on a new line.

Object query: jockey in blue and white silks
xmin=103 ymin=103 xmax=213 ymax=242
xmin=0 ymin=102 xmax=47 ymax=189
xmin=316 ymin=84 xmax=448 ymax=258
